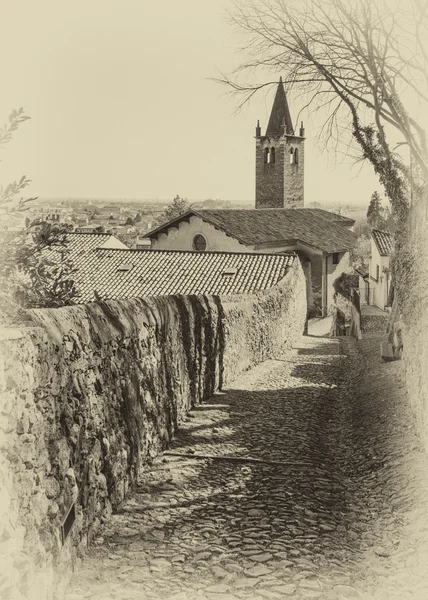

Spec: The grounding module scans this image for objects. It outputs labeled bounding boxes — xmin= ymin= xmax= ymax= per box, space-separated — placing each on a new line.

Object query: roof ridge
xmin=94 ymin=247 xmax=298 ymax=258
xmin=67 ymin=231 xmax=111 ymax=236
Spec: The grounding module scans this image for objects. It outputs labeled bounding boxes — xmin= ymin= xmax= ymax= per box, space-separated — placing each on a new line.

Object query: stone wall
xmin=0 ymin=261 xmax=306 ymax=600
xmin=283 ymin=136 xmax=305 ymax=209
xmin=401 ymin=191 xmax=428 ymax=452
xmin=255 ymin=136 xmax=304 ymax=209
xmin=255 ymin=138 xmax=285 ymax=208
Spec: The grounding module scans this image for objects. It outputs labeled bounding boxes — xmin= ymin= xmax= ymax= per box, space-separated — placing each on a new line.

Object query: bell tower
xmin=255 ymin=78 xmax=305 ymax=209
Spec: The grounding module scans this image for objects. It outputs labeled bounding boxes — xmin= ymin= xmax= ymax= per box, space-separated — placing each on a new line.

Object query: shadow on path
xmin=65 ymin=336 xmax=428 ymax=600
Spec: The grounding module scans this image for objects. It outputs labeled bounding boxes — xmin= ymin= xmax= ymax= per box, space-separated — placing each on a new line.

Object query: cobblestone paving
xmin=64 ymin=334 xmax=428 ymax=600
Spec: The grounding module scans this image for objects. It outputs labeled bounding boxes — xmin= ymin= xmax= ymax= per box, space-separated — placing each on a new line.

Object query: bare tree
xmin=221 ymin=0 xmax=428 ymax=219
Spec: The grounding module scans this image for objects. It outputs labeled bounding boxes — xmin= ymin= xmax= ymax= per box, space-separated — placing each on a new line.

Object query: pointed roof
xmin=265 ymin=77 xmax=294 ymax=136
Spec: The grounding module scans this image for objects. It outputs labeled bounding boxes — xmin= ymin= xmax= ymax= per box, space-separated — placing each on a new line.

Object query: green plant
xmin=0 ymin=109 xmax=78 ymax=324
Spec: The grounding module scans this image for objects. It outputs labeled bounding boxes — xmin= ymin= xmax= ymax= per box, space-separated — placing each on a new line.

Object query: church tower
xmin=255 ymin=78 xmax=305 ymax=209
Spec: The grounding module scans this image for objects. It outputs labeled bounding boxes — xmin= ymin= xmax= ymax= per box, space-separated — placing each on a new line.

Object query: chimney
xmin=299 ymin=121 xmax=305 ymax=137
xmin=255 ymin=120 xmax=261 ymax=137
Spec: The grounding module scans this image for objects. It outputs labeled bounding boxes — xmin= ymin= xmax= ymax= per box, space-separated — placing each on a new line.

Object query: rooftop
xmin=75 ymin=248 xmax=297 ymax=303
xmin=59 ymin=232 xmax=127 ymax=256
xmin=265 ymin=78 xmax=295 ymax=137
xmin=145 ymin=208 xmax=357 ymax=254
xmin=372 ymin=229 xmax=393 ymax=256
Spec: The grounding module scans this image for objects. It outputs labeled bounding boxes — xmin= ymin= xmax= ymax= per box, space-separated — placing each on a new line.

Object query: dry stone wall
xmin=0 ymin=261 xmax=306 ymax=600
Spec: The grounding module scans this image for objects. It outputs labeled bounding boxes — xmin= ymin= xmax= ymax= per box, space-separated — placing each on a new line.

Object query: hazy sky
xmin=0 ymin=0 xmax=383 ymax=206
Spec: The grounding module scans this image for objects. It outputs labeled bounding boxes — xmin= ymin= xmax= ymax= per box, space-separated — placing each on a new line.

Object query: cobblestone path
xmin=64 ymin=334 xmax=428 ymax=600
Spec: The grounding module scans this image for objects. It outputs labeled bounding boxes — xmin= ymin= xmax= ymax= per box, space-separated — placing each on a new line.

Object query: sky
xmin=0 ymin=0 xmax=385 ymax=207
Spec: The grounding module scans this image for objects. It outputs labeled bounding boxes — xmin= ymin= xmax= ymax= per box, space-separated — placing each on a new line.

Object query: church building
xmin=144 ymin=79 xmax=357 ymax=316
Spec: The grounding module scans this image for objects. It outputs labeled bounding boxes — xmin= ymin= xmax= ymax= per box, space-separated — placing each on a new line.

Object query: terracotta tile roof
xmin=61 ymin=232 xmax=128 ymax=257
xmin=38 ymin=232 xmax=127 ymax=267
xmin=37 ymin=233 xmax=128 ymax=302
xmin=76 ymin=249 xmax=297 ymax=303
xmin=145 ymin=208 xmax=357 ymax=254
xmin=372 ymin=229 xmax=393 ymax=256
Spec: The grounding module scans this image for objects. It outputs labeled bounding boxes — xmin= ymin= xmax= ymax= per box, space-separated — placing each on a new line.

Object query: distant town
xmin=13 ymin=196 xmax=369 ymax=248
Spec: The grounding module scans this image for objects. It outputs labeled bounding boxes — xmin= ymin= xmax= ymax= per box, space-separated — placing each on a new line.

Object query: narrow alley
xmin=64 ymin=331 xmax=428 ymax=600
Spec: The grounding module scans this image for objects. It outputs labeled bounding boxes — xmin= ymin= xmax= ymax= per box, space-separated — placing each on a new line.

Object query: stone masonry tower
xmin=255 ymin=78 xmax=305 ymax=208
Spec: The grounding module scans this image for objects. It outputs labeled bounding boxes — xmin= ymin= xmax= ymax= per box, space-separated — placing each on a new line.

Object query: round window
xmin=193 ymin=234 xmax=207 ymax=251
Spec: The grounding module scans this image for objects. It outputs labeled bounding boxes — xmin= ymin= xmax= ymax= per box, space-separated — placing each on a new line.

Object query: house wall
xmin=359 ymin=275 xmax=369 ymax=305
xmin=369 ymin=240 xmax=390 ymax=309
xmin=151 ymin=216 xmax=251 ymax=253
xmin=0 ymin=260 xmax=307 ymax=600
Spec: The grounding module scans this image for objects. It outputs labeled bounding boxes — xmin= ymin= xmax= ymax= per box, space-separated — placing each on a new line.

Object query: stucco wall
xmin=369 ymin=241 xmax=390 ymax=310
xmin=151 ymin=216 xmax=251 ymax=252
xmin=0 ymin=261 xmax=306 ymax=600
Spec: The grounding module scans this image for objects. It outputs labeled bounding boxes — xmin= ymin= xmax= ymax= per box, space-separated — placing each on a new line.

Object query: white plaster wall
xmin=151 ymin=216 xmax=252 ymax=253
xmin=370 ymin=239 xmax=382 ymax=281
xmin=373 ymin=256 xmax=390 ymax=309
xmin=369 ymin=240 xmax=390 ymax=309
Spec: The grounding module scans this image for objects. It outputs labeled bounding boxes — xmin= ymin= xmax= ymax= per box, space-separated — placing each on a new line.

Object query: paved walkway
xmin=360 ymin=305 xmax=388 ymax=317
xmin=64 ymin=334 xmax=428 ymax=600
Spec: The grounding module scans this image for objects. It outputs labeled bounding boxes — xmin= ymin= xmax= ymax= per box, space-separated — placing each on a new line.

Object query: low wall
xmin=0 ymin=260 xmax=306 ymax=600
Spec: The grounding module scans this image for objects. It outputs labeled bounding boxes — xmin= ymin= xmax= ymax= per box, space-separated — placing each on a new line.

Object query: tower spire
xmin=265 ymin=77 xmax=294 ymax=137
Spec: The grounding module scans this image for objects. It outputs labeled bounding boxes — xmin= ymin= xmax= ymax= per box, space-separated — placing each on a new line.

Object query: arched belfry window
xmin=270 ymin=147 xmax=276 ymax=164
xmin=264 ymin=148 xmax=270 ymax=164
xmin=289 ymin=148 xmax=294 ymax=164
xmin=294 ymin=148 xmax=299 ymax=164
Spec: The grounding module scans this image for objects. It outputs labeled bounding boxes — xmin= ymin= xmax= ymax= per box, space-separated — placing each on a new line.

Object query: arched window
xmin=270 ymin=147 xmax=276 ymax=164
xmin=193 ymin=234 xmax=207 ymax=252
xmin=289 ymin=148 xmax=294 ymax=164
xmin=294 ymin=148 xmax=299 ymax=164
xmin=264 ymin=148 xmax=270 ymax=164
